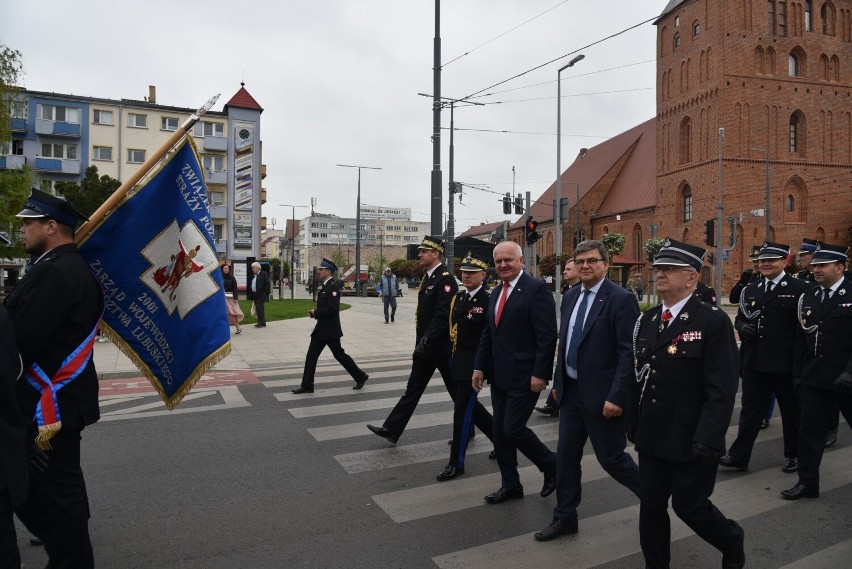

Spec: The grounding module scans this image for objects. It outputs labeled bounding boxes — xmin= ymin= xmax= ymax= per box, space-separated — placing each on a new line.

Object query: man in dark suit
xmin=627 ymin=238 xmax=744 ymax=569
xmin=437 ymin=252 xmax=495 ymax=481
xmin=250 ymin=261 xmax=270 ymax=327
xmin=534 ymin=240 xmax=641 ymax=541
xmin=368 ymin=237 xmax=458 ymax=443
xmin=720 ymin=242 xmax=809 ymax=474
xmin=0 ymin=305 xmax=27 ymax=569
xmin=5 ymin=189 xmax=103 ymax=569
xmin=292 ymin=258 xmax=369 ymax=394
xmin=782 ymin=242 xmax=852 ymax=500
xmin=473 ymin=241 xmax=557 ymax=504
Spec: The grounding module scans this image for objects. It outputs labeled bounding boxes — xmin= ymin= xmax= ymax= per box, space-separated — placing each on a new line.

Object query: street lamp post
xmin=751 ymin=147 xmax=771 ymax=240
xmin=555 ymin=54 xmax=585 ymax=304
xmin=336 ymin=163 xmax=382 ymax=297
xmin=278 ymin=204 xmax=307 ymax=300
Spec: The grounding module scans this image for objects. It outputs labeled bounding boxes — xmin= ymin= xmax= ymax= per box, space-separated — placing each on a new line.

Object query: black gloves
xmin=692 ymin=442 xmax=720 ymax=467
xmin=413 ymin=337 xmax=430 ymax=359
xmin=738 ymin=270 xmax=751 ymax=285
xmin=739 ymin=324 xmax=758 ymax=341
xmin=28 ymin=443 xmax=50 ymax=473
xmin=834 ymin=371 xmax=852 ymax=395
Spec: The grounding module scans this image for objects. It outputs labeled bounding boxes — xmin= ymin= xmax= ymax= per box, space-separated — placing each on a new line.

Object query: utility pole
xmin=431 ymin=0 xmax=442 ymax=236
xmin=715 ymin=128 xmax=724 ymax=306
xmin=336 ymin=164 xmax=382 ymax=297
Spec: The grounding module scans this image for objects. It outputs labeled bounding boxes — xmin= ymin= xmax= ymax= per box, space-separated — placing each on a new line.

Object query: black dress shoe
xmin=488 ymin=450 xmax=496 ymax=460
xmin=780 ymin=482 xmax=819 ymax=500
xmin=722 ymin=520 xmax=745 ymax=569
xmin=254 ymin=323 xmax=266 ymax=328
xmin=782 ymin=457 xmax=798 ymax=473
xmin=353 ymin=374 xmax=369 ymax=390
xmin=718 ymin=455 xmax=748 ymax=472
xmin=534 ymin=518 xmax=578 ymax=541
xmin=436 ymin=465 xmax=464 ymax=481
xmin=484 ymin=486 xmax=524 ymax=504
xmin=291 ymin=386 xmax=314 ymax=394
xmin=760 ymin=418 xmax=770 ymax=429
xmin=534 ymin=405 xmax=559 ymax=417
xmin=29 ymin=536 xmax=44 ymax=546
xmin=367 ymin=424 xmax=398 ymax=444
xmin=540 ymin=469 xmax=556 ymax=497
xmin=825 ymin=428 xmax=838 ymax=449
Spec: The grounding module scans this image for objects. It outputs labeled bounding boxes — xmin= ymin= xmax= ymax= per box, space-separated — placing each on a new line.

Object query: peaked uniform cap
xmin=811 ymin=242 xmax=849 ymax=265
xmin=319 ymin=258 xmax=337 ymax=272
xmin=653 ymin=238 xmax=706 ymax=271
xmin=460 ymin=251 xmax=489 ymax=272
xmin=748 ymin=245 xmax=762 ymax=261
xmin=417 ymin=236 xmax=445 ymax=254
xmin=16 ymin=188 xmax=88 ymax=228
xmin=757 ymin=241 xmax=790 ymax=260
xmin=797 ymin=238 xmax=818 ymax=255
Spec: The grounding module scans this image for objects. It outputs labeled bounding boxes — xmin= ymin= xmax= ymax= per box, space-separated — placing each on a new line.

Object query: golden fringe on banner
xmin=98 ymin=322 xmax=232 ymax=410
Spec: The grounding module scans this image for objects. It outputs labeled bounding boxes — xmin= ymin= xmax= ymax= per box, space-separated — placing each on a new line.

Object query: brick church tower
xmin=655 ymin=0 xmax=851 ymax=288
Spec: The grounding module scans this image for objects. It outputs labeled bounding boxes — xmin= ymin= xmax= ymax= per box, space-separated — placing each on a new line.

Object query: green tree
xmin=0 ymin=44 xmax=24 ymax=146
xmin=268 ymin=257 xmax=281 ymax=285
xmin=329 ymin=249 xmax=347 ymax=276
xmin=644 ymin=237 xmax=666 ymax=261
xmin=601 ymin=232 xmax=626 ymax=258
xmin=54 ymin=165 xmax=120 ymax=218
xmin=0 ymin=168 xmax=30 ymax=258
xmin=539 ymin=253 xmax=563 ymax=279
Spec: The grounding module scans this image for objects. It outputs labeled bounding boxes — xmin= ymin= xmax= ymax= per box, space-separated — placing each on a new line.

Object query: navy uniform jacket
xmin=795 ymin=270 xmax=815 ymax=284
xmin=311 ymin=278 xmax=345 ymax=340
xmin=415 ymin=263 xmax=458 ymax=358
xmin=0 ymin=305 xmax=27 ymax=509
xmin=450 ymin=287 xmax=490 ymax=382
xmin=627 ymin=295 xmax=739 ymax=461
xmin=734 ymin=273 xmax=811 ymax=373
xmin=695 ymin=281 xmax=717 ymax=304
xmin=474 ymin=272 xmax=557 ymax=391
xmin=4 ymin=243 xmax=103 ymax=432
xmin=794 ymin=276 xmax=852 ymax=390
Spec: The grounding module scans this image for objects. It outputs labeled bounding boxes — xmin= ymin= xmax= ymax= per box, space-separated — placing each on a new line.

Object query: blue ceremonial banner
xmin=78 ymin=137 xmax=231 ymax=409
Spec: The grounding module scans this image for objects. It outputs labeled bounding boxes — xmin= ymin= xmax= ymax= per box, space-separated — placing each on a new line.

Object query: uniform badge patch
xmin=444 ymin=284 xmax=452 ymax=293
xmin=332 ymin=291 xmax=337 ymax=297
xmin=667 ymin=344 xmax=678 ymax=355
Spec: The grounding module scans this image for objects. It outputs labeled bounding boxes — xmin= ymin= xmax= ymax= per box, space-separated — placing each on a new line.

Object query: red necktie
xmin=659 ymin=308 xmax=672 ymax=332
xmin=495 ymin=282 xmax=511 ymax=325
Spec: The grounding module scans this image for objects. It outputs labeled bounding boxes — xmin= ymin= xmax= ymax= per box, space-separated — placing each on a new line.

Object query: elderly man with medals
xmin=627 ymin=238 xmax=744 ymax=569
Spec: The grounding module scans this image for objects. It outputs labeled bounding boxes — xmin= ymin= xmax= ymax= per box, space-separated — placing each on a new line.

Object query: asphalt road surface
xmin=17 ymin=356 xmax=852 ymax=568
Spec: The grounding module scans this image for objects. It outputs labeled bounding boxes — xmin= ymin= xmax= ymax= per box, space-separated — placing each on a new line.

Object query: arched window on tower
xmin=680 ymin=117 xmax=693 ymax=164
xmin=682 ymin=185 xmax=693 ymax=222
xmin=822 ymin=2 xmax=836 ymax=35
xmin=783 ymin=177 xmax=807 ymax=222
xmin=786 ymin=194 xmax=795 ymax=211
xmin=789 ymin=52 xmax=799 ymax=75
xmin=805 ymin=0 xmax=813 ymax=31
xmin=789 ymin=111 xmax=806 ymax=154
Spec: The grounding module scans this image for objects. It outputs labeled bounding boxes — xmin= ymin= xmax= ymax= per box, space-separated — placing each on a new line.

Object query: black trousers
xmin=15 ymin=428 xmax=94 ymax=569
xmin=728 ymin=369 xmax=800 ymax=462
xmin=300 ymin=336 xmax=365 ymax=389
xmin=638 ymin=453 xmax=741 ymax=569
xmin=383 ymin=355 xmax=453 ymax=438
xmin=797 ymin=384 xmax=852 ymax=489
xmin=254 ymin=298 xmax=267 ymax=325
xmin=448 ymin=381 xmax=493 ymax=468
xmin=0 ymin=490 xmax=20 ymax=569
xmin=491 ymin=385 xmax=555 ymax=489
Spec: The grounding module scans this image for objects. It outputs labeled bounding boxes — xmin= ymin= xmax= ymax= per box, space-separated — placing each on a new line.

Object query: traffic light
xmin=503 ymin=192 xmax=511 ymax=214
xmin=514 ymin=195 xmax=523 ymax=214
xmin=704 ymin=219 xmax=716 ymax=246
xmin=525 ymin=217 xmax=541 ymax=245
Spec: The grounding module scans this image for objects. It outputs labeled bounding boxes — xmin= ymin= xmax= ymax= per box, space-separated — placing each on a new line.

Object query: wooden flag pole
xmin=75 ymin=93 xmax=221 ymax=244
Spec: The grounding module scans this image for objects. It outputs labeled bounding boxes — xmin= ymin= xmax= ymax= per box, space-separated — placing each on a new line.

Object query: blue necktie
xmin=565 ymin=289 xmax=590 ymax=371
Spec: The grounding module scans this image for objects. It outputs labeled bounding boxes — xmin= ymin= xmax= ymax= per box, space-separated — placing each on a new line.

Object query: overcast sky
xmin=5 ymin=0 xmax=660 ymax=233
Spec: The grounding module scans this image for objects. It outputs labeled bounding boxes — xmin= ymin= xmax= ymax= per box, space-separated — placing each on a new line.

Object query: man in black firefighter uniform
xmin=720 ymin=242 xmax=810 ymax=474
xmin=292 ymin=258 xmax=369 ymax=394
xmin=5 ymin=189 xmax=103 ymax=569
xmin=782 ymin=242 xmax=852 ymax=500
xmin=437 ymin=252 xmax=495 ymax=481
xmin=368 ymin=236 xmax=458 ymax=443
xmin=794 ymin=237 xmax=818 ymax=283
xmin=728 ymin=245 xmax=762 ymax=304
xmin=627 ymin=238 xmax=744 ymax=569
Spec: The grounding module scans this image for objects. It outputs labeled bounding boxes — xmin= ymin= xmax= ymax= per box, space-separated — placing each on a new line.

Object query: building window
xmin=674 ymin=33 xmax=681 ymax=49
xmin=805 ymin=0 xmax=813 ymax=31
xmin=127 ymin=149 xmax=146 ymax=163
xmin=38 ymin=104 xmax=80 ymax=124
xmin=788 ymin=53 xmax=799 ymax=75
xmin=789 ymin=114 xmax=799 ymax=152
xmin=683 ymin=185 xmax=693 ymax=222
xmin=128 ymin=113 xmax=147 ymax=128
xmin=202 ymin=155 xmax=224 ymax=172
xmin=679 ymin=116 xmax=693 ymax=164
xmin=161 ymin=117 xmax=179 ymax=131
xmin=40 ymin=143 xmax=77 ymax=159
xmin=195 ymin=121 xmax=224 ymax=137
xmin=93 ymin=109 xmax=113 ymax=125
xmin=92 ymin=146 xmax=113 ymax=161
xmin=693 ymin=21 xmax=701 ymax=37
xmin=786 ymin=194 xmax=795 ymax=211
xmin=210 ymin=191 xmax=224 ymax=206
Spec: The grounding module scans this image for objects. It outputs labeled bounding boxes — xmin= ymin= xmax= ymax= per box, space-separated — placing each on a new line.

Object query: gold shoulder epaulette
xmin=442 ymin=271 xmax=450 ymax=276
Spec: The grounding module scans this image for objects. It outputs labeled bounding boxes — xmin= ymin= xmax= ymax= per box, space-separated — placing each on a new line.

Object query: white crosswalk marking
xmin=99 ymin=386 xmax=250 ymax=421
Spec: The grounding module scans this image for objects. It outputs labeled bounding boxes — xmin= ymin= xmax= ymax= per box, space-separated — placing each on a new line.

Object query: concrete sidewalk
xmin=92 ymin=284 xmax=741 ymax=379
xmin=92 ymin=284 xmax=420 ymax=379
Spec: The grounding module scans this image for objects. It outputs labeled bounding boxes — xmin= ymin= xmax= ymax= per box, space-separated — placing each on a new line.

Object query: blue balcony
xmin=35 ymin=119 xmax=81 ymax=137
xmin=0 ymin=155 xmax=26 ymax=170
xmin=10 ymin=118 xmax=27 ymax=133
xmin=35 ymin=157 xmax=81 ymax=175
